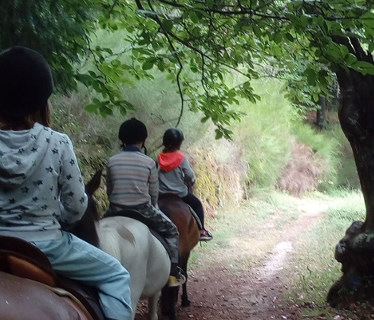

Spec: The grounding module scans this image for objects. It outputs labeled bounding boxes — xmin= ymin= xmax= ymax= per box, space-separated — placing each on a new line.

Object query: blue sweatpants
xmin=32 ymin=231 xmax=132 ymax=320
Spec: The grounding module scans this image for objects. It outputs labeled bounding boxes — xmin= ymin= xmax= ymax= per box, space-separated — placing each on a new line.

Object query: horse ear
xmin=85 ymin=169 xmax=103 ymax=195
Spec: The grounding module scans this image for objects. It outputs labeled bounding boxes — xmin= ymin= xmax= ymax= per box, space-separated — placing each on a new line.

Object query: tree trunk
xmin=327 ymin=63 xmax=374 ymax=306
xmin=337 ymin=68 xmax=374 ymax=231
xmin=316 ymin=97 xmax=327 ymax=129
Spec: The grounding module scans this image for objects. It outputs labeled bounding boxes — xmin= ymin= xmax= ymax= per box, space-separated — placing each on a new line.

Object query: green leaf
xmin=352 ymin=60 xmax=374 ymax=75
xmin=305 ymin=68 xmax=317 ymax=86
xmin=272 ymin=32 xmax=283 ymax=44
xmin=142 ymin=58 xmax=156 ymax=70
xmin=189 ymin=11 xmax=199 ymax=23
xmin=285 ymin=32 xmax=295 ymax=42
xmin=85 ymin=103 xmax=98 ymax=113
xmin=345 ymin=53 xmax=358 ymax=65
xmin=312 ymin=93 xmax=319 ymax=102
xmin=215 ymin=129 xmax=223 ymax=139
xmin=325 ymin=42 xmax=343 ymax=62
xmin=161 ymin=19 xmax=173 ymax=33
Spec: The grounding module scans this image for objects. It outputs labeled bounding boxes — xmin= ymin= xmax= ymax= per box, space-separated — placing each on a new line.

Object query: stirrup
xmin=168 ymin=274 xmax=186 ymax=287
xmin=168 ymin=266 xmax=186 ymax=287
xmin=200 ymin=230 xmax=213 ymax=241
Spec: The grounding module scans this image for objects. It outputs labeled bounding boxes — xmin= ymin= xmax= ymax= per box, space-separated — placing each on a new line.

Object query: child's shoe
xmin=168 ymin=266 xmax=186 ymax=287
xmin=200 ymin=229 xmax=213 ymax=241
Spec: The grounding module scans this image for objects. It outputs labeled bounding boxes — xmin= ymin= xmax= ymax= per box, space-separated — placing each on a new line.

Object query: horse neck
xmin=68 ymin=197 xmax=100 ymax=247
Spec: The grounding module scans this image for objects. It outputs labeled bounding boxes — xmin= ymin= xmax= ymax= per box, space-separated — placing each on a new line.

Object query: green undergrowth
xmin=51 ymin=72 xmax=358 ymax=216
xmin=50 ymin=28 xmax=359 ymax=212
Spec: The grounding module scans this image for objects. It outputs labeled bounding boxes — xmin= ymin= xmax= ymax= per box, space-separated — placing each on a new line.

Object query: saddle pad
xmin=49 ymin=286 xmax=95 ymax=320
xmin=105 ymin=209 xmax=173 ymax=258
xmin=158 ymin=193 xmax=203 ymax=229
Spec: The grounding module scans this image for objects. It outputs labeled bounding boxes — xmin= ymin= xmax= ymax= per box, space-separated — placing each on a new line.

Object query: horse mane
xmin=85 ymin=169 xmax=102 ymax=200
xmin=158 ymin=193 xmax=180 ymax=200
xmin=67 ymin=169 xmax=103 ymax=247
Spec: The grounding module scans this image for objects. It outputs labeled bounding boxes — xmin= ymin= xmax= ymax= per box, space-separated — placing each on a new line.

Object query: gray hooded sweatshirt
xmin=0 ymin=123 xmax=88 ymax=241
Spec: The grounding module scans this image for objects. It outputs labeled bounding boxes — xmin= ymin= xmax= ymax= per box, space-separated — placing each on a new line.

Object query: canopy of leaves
xmin=0 ymin=0 xmax=98 ymax=90
xmin=2 ymin=0 xmax=374 ymax=138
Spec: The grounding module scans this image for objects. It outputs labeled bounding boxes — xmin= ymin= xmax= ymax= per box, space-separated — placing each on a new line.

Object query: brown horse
xmin=0 ymin=172 xmax=108 ymax=320
xmin=0 ymin=271 xmax=96 ymax=320
xmin=0 ymin=234 xmax=102 ymax=320
xmin=158 ymin=194 xmax=200 ymax=320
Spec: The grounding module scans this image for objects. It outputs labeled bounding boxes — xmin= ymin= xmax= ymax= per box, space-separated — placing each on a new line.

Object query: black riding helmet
xmin=163 ymin=128 xmax=184 ymax=149
xmin=0 ymin=46 xmax=53 ymax=120
xmin=118 ymin=117 xmax=148 ymax=147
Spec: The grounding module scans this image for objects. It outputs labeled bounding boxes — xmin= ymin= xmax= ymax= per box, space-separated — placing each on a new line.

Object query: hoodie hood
xmin=158 ymin=151 xmax=185 ymax=172
xmin=0 ymin=123 xmax=50 ymax=189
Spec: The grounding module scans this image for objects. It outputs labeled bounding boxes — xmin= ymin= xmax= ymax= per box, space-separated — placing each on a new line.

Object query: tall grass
xmin=330 ymin=125 xmax=360 ymax=190
xmin=292 ymin=121 xmax=343 ymax=192
xmin=230 ymin=78 xmax=347 ymax=195
xmin=232 ymin=79 xmax=294 ymax=190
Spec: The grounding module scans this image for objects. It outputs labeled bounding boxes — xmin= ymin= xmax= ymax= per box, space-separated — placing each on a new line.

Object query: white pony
xmin=97 ymin=216 xmax=170 ymax=320
xmin=73 ymin=171 xmax=170 ymax=320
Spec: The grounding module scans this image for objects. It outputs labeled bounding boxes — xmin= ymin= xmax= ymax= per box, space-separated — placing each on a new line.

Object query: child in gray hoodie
xmin=0 ymin=46 xmax=132 ymax=320
xmin=157 ymin=128 xmax=213 ymax=241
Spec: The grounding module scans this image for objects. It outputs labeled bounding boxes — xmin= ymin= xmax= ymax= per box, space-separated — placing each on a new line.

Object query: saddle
xmin=158 ymin=193 xmax=203 ymax=229
xmin=105 ymin=209 xmax=173 ymax=258
xmin=0 ymin=235 xmax=104 ymax=320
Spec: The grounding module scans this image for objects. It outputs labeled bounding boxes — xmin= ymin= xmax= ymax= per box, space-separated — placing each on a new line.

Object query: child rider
xmin=157 ymin=128 xmax=213 ymax=241
xmin=0 ymin=46 xmax=132 ymax=320
xmin=106 ymin=118 xmax=186 ymax=287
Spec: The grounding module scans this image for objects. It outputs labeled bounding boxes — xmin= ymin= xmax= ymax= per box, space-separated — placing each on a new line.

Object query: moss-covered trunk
xmin=327 ymin=59 xmax=374 ymax=306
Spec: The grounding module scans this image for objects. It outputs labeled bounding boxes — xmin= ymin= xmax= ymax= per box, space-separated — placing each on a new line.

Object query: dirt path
xmin=135 ymin=199 xmax=327 ymax=320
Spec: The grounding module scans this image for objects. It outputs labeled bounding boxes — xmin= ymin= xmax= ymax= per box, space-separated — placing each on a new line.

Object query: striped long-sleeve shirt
xmin=106 ymin=147 xmax=159 ymax=207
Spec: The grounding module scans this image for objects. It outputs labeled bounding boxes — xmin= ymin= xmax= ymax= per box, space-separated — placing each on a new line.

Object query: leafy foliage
xmin=0 ymin=1 xmax=97 ymax=90
xmin=2 ymin=1 xmax=374 ymax=138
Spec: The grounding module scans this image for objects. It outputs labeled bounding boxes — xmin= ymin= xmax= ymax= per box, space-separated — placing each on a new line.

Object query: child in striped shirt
xmin=106 ymin=118 xmax=185 ymax=287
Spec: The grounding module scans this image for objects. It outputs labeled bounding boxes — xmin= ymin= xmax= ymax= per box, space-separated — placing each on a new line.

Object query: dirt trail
xmin=136 ymin=199 xmax=327 ymax=320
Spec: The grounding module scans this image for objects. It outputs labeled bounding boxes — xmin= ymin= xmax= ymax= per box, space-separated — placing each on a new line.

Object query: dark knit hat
xmin=118 ymin=118 xmax=148 ymax=145
xmin=0 ymin=46 xmax=53 ymax=120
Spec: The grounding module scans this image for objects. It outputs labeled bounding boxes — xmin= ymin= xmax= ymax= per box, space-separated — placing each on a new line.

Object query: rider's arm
xmin=106 ymin=163 xmax=113 ymax=197
xmin=149 ymin=160 xmax=159 ymax=206
xmin=181 ymin=157 xmax=196 ymax=187
xmin=58 ymin=135 xmax=88 ymax=225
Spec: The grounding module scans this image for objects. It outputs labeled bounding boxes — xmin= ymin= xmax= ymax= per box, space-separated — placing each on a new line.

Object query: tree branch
xmin=136 ymin=0 xmax=185 ymax=127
